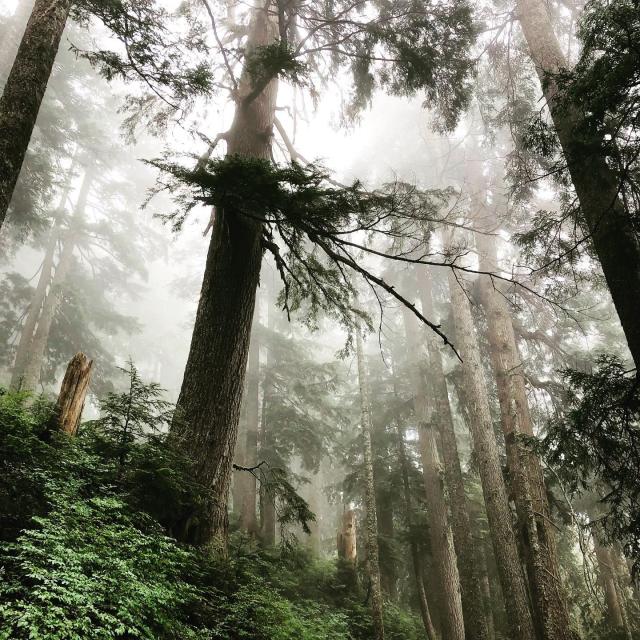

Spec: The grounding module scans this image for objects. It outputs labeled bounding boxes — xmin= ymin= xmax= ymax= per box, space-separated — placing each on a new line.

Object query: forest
xmin=0 ymin=0 xmax=639 ymax=638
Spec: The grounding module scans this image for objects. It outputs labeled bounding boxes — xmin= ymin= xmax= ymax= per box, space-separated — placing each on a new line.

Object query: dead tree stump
xmin=54 ymin=352 xmax=93 ymax=435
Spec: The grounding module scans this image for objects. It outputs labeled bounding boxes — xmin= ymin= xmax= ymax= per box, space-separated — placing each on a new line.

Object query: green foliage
xmin=246 ymin=42 xmax=308 ymax=88
xmin=151 ymin=153 xmax=453 ymax=344
xmin=0 ymin=375 xmax=432 ymax=639
xmin=541 ymin=355 xmax=640 ymax=573
xmin=0 ymin=495 xmax=201 ymax=640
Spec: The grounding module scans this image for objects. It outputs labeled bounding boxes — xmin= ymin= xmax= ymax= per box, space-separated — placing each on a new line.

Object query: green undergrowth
xmin=0 ymin=387 xmax=422 ymax=639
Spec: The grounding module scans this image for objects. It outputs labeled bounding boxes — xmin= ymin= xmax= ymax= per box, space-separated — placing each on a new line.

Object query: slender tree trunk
xmin=517 ymin=0 xmax=640 ymax=370
xmin=447 ymin=268 xmax=536 ymax=640
xmin=11 ymin=163 xmax=75 ymax=388
xmin=403 ymin=306 xmax=466 ymax=640
xmin=476 ymin=232 xmax=576 ymax=640
xmin=239 ymin=331 xmax=260 ymax=534
xmin=355 ymin=325 xmax=385 ymax=640
xmin=52 ymin=352 xmax=93 ymax=435
xmin=395 ymin=417 xmax=438 ymax=640
xmin=18 ymin=170 xmax=92 ymax=391
xmin=170 ymin=3 xmax=279 ymax=548
xmin=594 ymin=541 xmax=626 ymax=631
xmin=10 ymin=222 xmax=58 ymax=389
xmin=419 ymin=270 xmax=489 ymax=640
xmin=0 ymin=0 xmax=71 ymax=228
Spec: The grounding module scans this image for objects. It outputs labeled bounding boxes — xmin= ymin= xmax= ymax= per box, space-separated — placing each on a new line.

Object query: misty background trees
xmin=1 ymin=0 xmax=640 ymax=639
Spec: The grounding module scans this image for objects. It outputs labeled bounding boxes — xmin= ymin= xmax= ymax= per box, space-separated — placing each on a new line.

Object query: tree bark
xmin=170 ymin=2 xmax=279 ymax=548
xmin=0 ymin=0 xmax=71 ymax=228
xmin=447 ymin=268 xmax=536 ymax=640
xmin=52 ymin=352 xmax=93 ymax=435
xmin=395 ymin=417 xmax=438 ymax=640
xmin=403 ymin=306 xmax=466 ymax=640
xmin=239 ymin=331 xmax=260 ymax=534
xmin=355 ymin=325 xmax=385 ymax=640
xmin=419 ymin=270 xmax=489 ymax=640
xmin=0 ymin=0 xmax=36 ymax=89
xmin=476 ymin=232 xmax=576 ymax=640
xmin=337 ymin=508 xmax=357 ymax=564
xmin=516 ymin=0 xmax=640 ymax=370
xmin=594 ymin=541 xmax=626 ymax=631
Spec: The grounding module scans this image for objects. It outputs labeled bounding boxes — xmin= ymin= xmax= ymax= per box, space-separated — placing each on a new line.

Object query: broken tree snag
xmin=337 ymin=509 xmax=357 ymax=564
xmin=54 ymin=352 xmax=93 ymax=435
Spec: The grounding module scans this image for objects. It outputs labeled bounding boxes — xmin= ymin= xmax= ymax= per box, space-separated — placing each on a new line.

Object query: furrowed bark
xmin=419 ymin=270 xmax=489 ymax=640
xmin=476 ymin=231 xmax=576 ymax=640
xmin=356 ymin=325 xmax=385 ymax=640
xmin=402 ymin=306 xmax=466 ymax=640
xmin=447 ymin=268 xmax=536 ymax=640
xmin=0 ymin=0 xmax=71 ymax=228
xmin=517 ymin=0 xmax=640 ymax=370
xmin=170 ymin=2 xmax=278 ymax=548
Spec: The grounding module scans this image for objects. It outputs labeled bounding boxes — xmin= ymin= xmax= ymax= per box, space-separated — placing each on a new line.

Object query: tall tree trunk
xmin=418 ymin=270 xmax=489 ymax=640
xmin=476 ymin=232 xmax=576 ymax=640
xmin=447 ymin=268 xmax=536 ymax=640
xmin=594 ymin=541 xmax=626 ymax=631
xmin=395 ymin=416 xmax=438 ymax=640
xmin=170 ymin=3 xmax=279 ymax=548
xmin=403 ymin=306 xmax=466 ymax=640
xmin=11 ymin=162 xmax=75 ymax=388
xmin=355 ymin=325 xmax=385 ymax=640
xmin=0 ymin=0 xmax=71 ymax=228
xmin=10 ymin=222 xmax=58 ymax=389
xmin=18 ymin=169 xmax=92 ymax=391
xmin=0 ymin=0 xmax=36 ymax=88
xmin=516 ymin=0 xmax=640 ymax=370
xmin=479 ymin=545 xmax=496 ymax=640
xmin=239 ymin=331 xmax=260 ymax=534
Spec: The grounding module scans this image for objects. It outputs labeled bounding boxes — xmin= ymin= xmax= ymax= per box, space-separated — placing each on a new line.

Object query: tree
xmin=476 ymin=229 xmax=576 ymax=640
xmin=0 ymin=0 xmax=72 ymax=228
xmin=355 ymin=324 xmax=385 ymax=640
xmin=158 ymin=0 xmax=476 ymax=547
xmin=447 ymin=263 xmax=536 ymax=640
xmin=418 ymin=269 xmax=489 ymax=640
xmin=515 ymin=0 xmax=640 ymax=370
xmin=402 ymin=304 xmax=465 ymax=640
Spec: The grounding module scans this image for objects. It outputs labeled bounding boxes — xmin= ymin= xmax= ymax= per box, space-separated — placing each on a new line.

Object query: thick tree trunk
xmin=0 ymin=0 xmax=71 ymax=228
xmin=395 ymin=418 xmax=438 ymax=640
xmin=403 ymin=306 xmax=466 ymax=640
xmin=239 ymin=332 xmax=260 ymax=534
xmin=52 ymin=352 xmax=93 ymax=435
xmin=479 ymin=546 xmax=496 ymax=640
xmin=419 ymin=270 xmax=489 ymax=640
xmin=476 ymin=232 xmax=575 ymax=640
xmin=0 ymin=0 xmax=36 ymax=88
xmin=17 ymin=169 xmax=92 ymax=391
xmin=594 ymin=541 xmax=626 ymax=631
xmin=170 ymin=3 xmax=278 ymax=548
xmin=517 ymin=0 xmax=640 ymax=370
xmin=355 ymin=325 xmax=385 ymax=640
xmin=447 ymin=269 xmax=536 ymax=640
